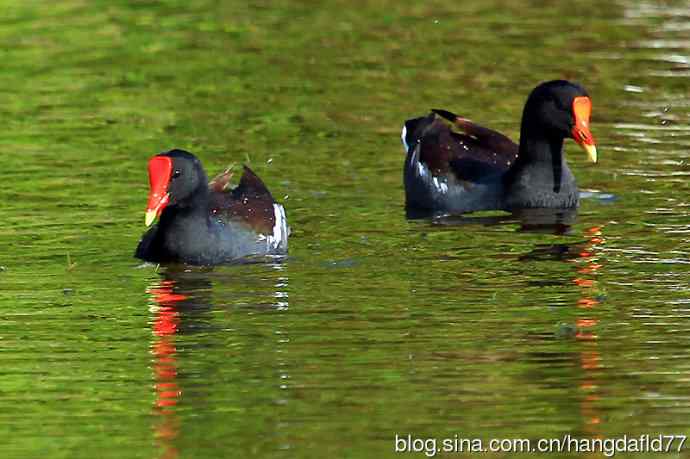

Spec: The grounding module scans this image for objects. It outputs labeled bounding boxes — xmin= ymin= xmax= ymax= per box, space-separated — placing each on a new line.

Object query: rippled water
xmin=2 ymin=1 xmax=690 ymax=458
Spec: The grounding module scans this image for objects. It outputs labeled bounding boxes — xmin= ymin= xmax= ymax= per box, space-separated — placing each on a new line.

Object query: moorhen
xmin=135 ymin=149 xmax=288 ymax=265
xmin=401 ymin=80 xmax=598 ymax=214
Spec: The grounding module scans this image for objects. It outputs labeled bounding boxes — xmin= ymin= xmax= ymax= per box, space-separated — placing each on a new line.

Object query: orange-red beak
xmin=145 ymin=156 xmax=173 ymax=227
xmin=571 ymin=96 xmax=597 ymax=163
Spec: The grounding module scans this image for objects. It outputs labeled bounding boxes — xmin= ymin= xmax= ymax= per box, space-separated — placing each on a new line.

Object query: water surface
xmin=1 ymin=1 xmax=690 ymax=457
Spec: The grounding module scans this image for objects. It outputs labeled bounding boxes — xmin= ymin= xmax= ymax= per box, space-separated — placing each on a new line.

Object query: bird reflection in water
xmin=427 ymin=207 xmax=578 ymax=235
xmin=521 ymin=224 xmax=606 ymax=435
xmin=147 ymin=270 xmax=216 ymax=459
xmin=147 ymin=277 xmax=189 ymax=459
xmin=417 ymin=205 xmax=608 ymax=433
xmin=573 ymin=225 xmax=606 ymax=436
xmin=146 ymin=263 xmax=289 ymax=459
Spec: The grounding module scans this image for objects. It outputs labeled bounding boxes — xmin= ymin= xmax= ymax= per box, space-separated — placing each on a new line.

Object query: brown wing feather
xmin=418 ymin=111 xmax=519 ymax=182
xmin=209 ymin=166 xmax=276 ymax=234
xmin=451 ymin=117 xmax=519 ymax=157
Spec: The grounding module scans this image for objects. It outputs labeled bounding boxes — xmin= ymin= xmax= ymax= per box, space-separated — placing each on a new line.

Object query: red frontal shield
xmin=145 ymin=156 xmax=173 ymax=226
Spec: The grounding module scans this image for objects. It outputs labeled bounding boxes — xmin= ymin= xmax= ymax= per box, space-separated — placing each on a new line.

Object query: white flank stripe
xmin=432 ymin=176 xmax=448 ymax=194
xmin=416 ymin=160 xmax=427 ymax=177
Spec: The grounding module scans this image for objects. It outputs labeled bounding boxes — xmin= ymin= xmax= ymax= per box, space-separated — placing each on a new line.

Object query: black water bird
xmin=135 ymin=149 xmax=288 ymax=265
xmin=401 ymin=80 xmax=598 ymax=214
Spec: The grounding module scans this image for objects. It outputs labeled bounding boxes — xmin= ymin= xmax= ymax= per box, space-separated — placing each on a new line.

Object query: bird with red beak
xmin=135 ymin=149 xmax=289 ymax=265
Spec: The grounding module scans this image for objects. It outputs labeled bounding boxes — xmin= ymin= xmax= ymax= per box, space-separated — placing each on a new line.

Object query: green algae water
xmin=1 ymin=0 xmax=690 ymax=457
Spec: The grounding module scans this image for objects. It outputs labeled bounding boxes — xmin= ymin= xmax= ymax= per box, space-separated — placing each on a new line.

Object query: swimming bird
xmin=135 ymin=149 xmax=288 ymax=265
xmin=401 ymin=80 xmax=598 ymax=214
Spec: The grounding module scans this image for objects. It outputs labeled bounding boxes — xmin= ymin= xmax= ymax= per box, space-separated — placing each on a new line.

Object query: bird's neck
xmin=512 ymin=126 xmax=568 ymax=194
xmin=518 ymin=121 xmax=565 ymax=163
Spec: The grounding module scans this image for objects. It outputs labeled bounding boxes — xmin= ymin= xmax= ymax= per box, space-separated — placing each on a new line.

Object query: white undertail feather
xmin=263 ymin=204 xmax=288 ymax=251
xmin=401 ymin=124 xmax=409 ymax=153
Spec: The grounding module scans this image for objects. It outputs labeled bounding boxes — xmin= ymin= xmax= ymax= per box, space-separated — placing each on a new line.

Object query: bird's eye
xmin=172 ymin=170 xmax=181 ymax=179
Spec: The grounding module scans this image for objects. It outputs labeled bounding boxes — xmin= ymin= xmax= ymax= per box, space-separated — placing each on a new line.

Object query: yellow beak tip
xmin=145 ymin=210 xmax=157 ymax=227
xmin=585 ymin=144 xmax=598 ymax=164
